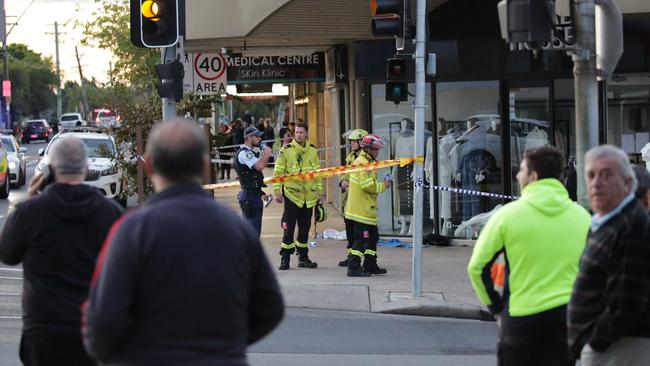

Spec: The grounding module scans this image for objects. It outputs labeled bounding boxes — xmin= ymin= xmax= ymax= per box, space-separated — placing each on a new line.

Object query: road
xmin=0 ymin=141 xmax=498 ymax=365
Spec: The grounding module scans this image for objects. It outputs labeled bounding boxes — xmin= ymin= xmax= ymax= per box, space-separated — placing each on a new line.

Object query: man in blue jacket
xmin=82 ymin=119 xmax=284 ymax=365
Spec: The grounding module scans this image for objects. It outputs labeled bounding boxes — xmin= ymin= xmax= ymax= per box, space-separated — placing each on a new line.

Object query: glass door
xmin=507 ymin=82 xmax=552 ymax=196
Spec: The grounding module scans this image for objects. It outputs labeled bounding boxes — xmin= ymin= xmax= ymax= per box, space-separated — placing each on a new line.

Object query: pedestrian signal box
xmin=385 ymin=58 xmax=408 ymax=104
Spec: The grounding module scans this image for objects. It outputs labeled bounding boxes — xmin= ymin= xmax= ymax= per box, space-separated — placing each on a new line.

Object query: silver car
xmin=0 ymin=135 xmax=27 ymax=187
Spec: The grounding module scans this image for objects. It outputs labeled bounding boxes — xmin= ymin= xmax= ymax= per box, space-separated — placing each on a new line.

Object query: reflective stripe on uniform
xmin=281 ymin=242 xmax=296 ymax=250
xmin=350 ymin=249 xmax=364 ymax=258
xmin=364 ymin=249 xmax=377 ymax=256
xmin=344 ymin=211 xmax=377 ymax=226
xmin=295 ymin=241 xmax=309 ymax=248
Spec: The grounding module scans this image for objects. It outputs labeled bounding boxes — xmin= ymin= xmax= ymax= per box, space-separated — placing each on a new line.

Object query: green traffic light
xmin=391 ymin=85 xmax=402 ymax=97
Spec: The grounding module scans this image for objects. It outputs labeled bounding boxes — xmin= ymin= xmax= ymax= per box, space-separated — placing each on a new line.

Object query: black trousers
xmin=344 ymin=218 xmax=355 ymax=252
xmin=349 ymin=222 xmax=379 ymax=268
xmin=20 ymin=333 xmax=97 ymax=366
xmin=281 ymin=196 xmax=313 ymax=257
xmin=498 ymin=305 xmax=571 ymax=366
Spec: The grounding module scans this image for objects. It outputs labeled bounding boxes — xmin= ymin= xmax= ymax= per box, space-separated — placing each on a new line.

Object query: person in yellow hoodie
xmin=344 ymin=134 xmax=392 ymax=277
xmin=467 ymin=145 xmax=591 ymax=366
xmin=274 ymin=123 xmax=323 ymax=270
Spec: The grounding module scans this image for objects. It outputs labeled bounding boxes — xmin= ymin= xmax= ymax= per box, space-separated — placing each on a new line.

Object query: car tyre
xmin=0 ymin=171 xmax=10 ymax=199
xmin=18 ymin=167 xmax=26 ymax=187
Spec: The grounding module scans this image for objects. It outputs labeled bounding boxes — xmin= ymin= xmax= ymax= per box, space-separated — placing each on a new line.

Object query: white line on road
xmin=0 ymin=316 xmax=21 ymax=319
xmin=0 ymin=276 xmax=23 ymax=280
xmin=0 ymin=292 xmax=20 ymax=296
xmin=0 ymin=268 xmax=22 ymax=272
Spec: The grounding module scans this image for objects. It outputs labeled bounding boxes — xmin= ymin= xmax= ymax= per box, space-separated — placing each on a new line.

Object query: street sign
xmin=182 ymin=53 xmax=228 ymax=96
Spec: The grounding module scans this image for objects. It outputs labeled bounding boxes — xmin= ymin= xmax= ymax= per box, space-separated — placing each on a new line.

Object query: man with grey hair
xmin=568 ymin=145 xmax=650 ymax=365
xmin=0 ymin=135 xmax=123 ymax=365
xmin=82 ymin=118 xmax=284 ymax=365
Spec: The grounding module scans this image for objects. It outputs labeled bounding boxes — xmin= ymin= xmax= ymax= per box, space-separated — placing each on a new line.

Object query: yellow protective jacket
xmin=273 ymin=139 xmax=323 ymax=208
xmin=344 ymin=150 xmax=386 ymax=226
xmin=339 ymin=151 xmax=360 ymax=210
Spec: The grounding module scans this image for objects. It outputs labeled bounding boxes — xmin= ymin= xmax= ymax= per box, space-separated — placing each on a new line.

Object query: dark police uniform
xmin=234 ymin=145 xmax=266 ymax=235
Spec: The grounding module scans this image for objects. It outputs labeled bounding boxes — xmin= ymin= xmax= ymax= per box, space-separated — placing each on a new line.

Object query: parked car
xmin=59 ymin=113 xmax=87 ymax=130
xmin=0 ymin=139 xmax=10 ymax=199
xmin=95 ymin=109 xmax=121 ymax=129
xmin=0 ymin=134 xmax=27 ymax=187
xmin=21 ymin=119 xmax=53 ymax=144
xmin=38 ymin=131 xmax=122 ymax=199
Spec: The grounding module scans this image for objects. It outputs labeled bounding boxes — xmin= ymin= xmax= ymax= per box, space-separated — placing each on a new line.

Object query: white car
xmin=0 ymin=135 xmax=27 ymax=187
xmin=37 ymin=132 xmax=122 ymax=199
xmin=59 ymin=113 xmax=87 ymax=131
xmin=95 ymin=109 xmax=121 ymax=129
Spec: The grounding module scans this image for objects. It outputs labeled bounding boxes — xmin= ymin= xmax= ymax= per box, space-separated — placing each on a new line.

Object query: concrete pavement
xmin=211 ymin=177 xmax=492 ymax=321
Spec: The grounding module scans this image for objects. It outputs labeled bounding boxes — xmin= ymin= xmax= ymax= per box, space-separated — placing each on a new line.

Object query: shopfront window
xmin=607 ymin=75 xmax=650 ymax=164
xmin=435 ymin=81 xmax=501 ymax=238
xmin=370 ymin=83 xmax=432 ymax=235
xmin=509 ymin=85 xmax=552 ymax=195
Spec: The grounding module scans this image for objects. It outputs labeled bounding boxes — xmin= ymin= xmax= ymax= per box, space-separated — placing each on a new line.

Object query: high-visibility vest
xmin=339 ymin=151 xmax=359 ymax=210
xmin=273 ymin=139 xmax=322 ymax=208
xmin=344 ymin=150 xmax=386 ymax=226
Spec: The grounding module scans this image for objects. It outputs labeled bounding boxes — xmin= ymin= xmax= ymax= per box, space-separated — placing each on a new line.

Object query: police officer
xmin=234 ymin=126 xmax=273 ymax=235
xmin=344 ymin=134 xmax=392 ymax=277
xmin=274 ymin=122 xmax=323 ymax=270
xmin=338 ymin=129 xmax=368 ymax=267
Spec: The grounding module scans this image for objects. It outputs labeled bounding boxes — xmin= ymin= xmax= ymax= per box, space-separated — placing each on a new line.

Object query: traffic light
xmin=371 ymin=0 xmax=404 ymax=38
xmin=497 ymin=0 xmax=555 ymax=43
xmin=155 ymin=61 xmax=184 ymax=101
xmin=385 ymin=58 xmax=407 ymax=104
xmin=130 ymin=0 xmax=179 ymax=48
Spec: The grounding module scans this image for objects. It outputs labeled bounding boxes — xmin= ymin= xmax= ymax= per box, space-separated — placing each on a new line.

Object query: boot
xmin=347 ymin=256 xmax=371 ymax=277
xmin=363 ymin=256 xmax=387 ymax=275
xmin=278 ymin=253 xmax=290 ymax=270
xmin=298 ymin=255 xmax=318 ymax=268
xmin=338 ymin=258 xmax=349 ymax=267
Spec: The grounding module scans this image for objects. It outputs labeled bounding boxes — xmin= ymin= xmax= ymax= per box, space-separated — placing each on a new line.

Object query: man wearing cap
xmin=233 ymin=126 xmax=273 ymax=235
xmin=338 ymin=129 xmax=368 ymax=267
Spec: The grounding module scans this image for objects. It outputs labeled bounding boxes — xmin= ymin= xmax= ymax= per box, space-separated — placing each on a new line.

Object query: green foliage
xmin=8 ymin=44 xmax=57 ymax=118
xmin=81 ymin=0 xmax=159 ymax=89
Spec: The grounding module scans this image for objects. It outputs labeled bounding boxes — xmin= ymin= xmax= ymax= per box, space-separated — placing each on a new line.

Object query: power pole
xmin=161 ymin=46 xmax=177 ymax=121
xmin=1 ymin=0 xmax=9 ymax=129
xmin=411 ymin=0 xmax=426 ymax=297
xmin=75 ymin=46 xmax=89 ymax=117
xmin=53 ymin=22 xmax=62 ymax=121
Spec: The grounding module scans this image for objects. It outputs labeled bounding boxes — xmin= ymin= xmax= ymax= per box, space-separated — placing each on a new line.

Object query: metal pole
xmin=411 ymin=0 xmax=426 ymax=298
xmin=54 ymin=21 xmax=62 ymax=121
xmin=161 ymin=46 xmax=177 ymax=121
xmin=572 ymin=0 xmax=598 ymax=208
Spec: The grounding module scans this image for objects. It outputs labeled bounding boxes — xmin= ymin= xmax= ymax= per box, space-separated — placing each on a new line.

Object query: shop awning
xmin=185 ymin=0 xmax=449 ymax=52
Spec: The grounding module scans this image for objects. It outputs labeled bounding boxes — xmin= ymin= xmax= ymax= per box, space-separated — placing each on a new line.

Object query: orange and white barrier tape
xmin=203 ymin=156 xmax=425 ymax=191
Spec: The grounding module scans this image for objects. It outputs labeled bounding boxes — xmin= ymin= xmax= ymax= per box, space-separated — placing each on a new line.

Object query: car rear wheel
xmin=0 ymin=172 xmax=10 ymax=199
xmin=18 ymin=167 xmax=26 ymax=187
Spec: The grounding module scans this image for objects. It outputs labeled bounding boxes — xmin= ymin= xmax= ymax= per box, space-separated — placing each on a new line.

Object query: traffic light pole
xmin=411 ymin=0 xmax=426 ymax=298
xmin=571 ymin=0 xmax=598 ymax=207
xmin=161 ymin=46 xmax=177 ymax=121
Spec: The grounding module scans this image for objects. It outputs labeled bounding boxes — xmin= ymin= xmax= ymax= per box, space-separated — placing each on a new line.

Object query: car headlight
xmin=8 ymin=162 xmax=16 ymax=170
xmin=101 ymin=165 xmax=119 ymax=176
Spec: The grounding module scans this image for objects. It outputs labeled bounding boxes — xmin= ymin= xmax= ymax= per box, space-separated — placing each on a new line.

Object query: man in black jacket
xmin=0 ymin=135 xmax=123 ymax=366
xmin=82 ymin=118 xmax=284 ymax=365
xmin=568 ymin=145 xmax=650 ymax=365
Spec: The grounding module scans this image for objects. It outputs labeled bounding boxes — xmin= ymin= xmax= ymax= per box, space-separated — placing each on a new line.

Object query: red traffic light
xmin=386 ymin=58 xmax=406 ymax=80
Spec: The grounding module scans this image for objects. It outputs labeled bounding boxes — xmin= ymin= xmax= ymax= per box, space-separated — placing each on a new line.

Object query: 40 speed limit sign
xmin=184 ymin=53 xmax=228 ymax=96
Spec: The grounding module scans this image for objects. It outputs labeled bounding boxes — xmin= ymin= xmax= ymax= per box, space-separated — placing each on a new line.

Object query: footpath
xmin=212 ymin=179 xmax=492 ymax=322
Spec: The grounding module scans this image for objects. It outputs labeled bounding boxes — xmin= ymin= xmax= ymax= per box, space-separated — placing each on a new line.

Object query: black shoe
xmin=363 ymin=265 xmax=387 ymax=275
xmin=338 ymin=258 xmax=349 ymax=267
xmin=298 ymin=258 xmax=318 ymax=268
xmin=278 ymin=256 xmax=290 ymax=270
xmin=347 ymin=268 xmax=371 ymax=277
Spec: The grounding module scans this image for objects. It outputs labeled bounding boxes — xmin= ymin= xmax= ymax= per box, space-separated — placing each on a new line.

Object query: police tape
xmin=203 ymin=156 xmax=425 ymax=190
xmin=414 ymin=179 xmax=519 ymax=200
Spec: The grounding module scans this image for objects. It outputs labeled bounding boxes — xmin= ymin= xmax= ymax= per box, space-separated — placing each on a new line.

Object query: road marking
xmin=0 ymin=292 xmax=20 ymax=296
xmin=0 ymin=316 xmax=21 ymax=319
xmin=0 ymin=276 xmax=23 ymax=280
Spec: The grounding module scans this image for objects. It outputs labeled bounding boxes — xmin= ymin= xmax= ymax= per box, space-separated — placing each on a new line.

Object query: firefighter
xmin=233 ymin=127 xmax=273 ymax=236
xmin=338 ymin=129 xmax=368 ymax=267
xmin=274 ymin=122 xmax=323 ymax=270
xmin=344 ymin=134 xmax=392 ymax=277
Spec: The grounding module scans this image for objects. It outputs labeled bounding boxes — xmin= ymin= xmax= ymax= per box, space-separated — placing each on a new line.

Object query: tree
xmin=8 ymin=44 xmax=57 ymax=118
